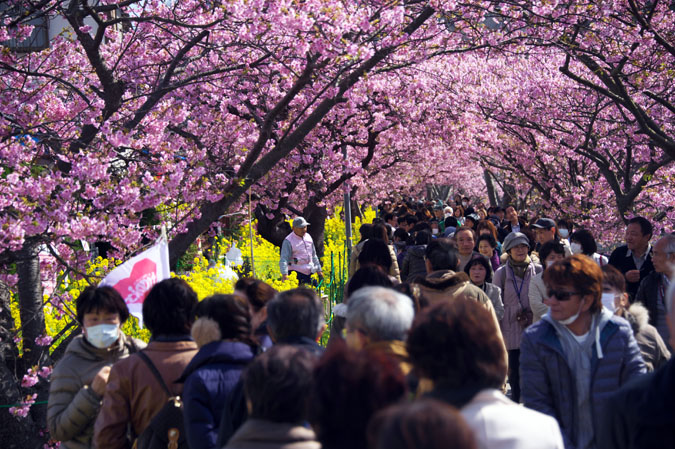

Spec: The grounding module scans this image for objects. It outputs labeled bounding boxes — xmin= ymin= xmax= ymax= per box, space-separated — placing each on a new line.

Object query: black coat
xmin=599 ymin=357 xmax=675 ymax=449
xmin=608 ymin=245 xmax=654 ymax=298
xmin=634 ymin=271 xmax=667 ymax=328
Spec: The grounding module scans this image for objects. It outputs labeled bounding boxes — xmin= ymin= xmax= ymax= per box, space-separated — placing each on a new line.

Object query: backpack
xmin=133 ymin=351 xmax=188 ymax=449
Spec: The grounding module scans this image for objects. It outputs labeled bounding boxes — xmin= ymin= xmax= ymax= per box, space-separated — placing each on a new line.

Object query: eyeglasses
xmin=546 ymin=289 xmax=582 ymax=301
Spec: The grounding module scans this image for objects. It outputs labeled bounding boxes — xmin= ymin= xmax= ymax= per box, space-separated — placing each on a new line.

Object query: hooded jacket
xmin=619 ymin=302 xmax=670 ymax=372
xmin=414 ymin=270 xmax=505 ymax=347
xmin=178 ymin=338 xmax=257 ymax=449
xmin=400 ymin=245 xmax=427 ymax=282
xmin=520 ymin=309 xmax=646 ymax=449
xmin=47 ymin=333 xmax=145 ymax=449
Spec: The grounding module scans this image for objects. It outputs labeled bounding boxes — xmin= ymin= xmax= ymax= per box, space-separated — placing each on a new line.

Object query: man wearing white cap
xmin=280 ymin=217 xmax=322 ymax=284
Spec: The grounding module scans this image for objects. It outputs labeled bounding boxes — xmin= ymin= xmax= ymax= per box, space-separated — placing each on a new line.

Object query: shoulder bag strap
xmin=136 ymin=351 xmax=174 ymax=397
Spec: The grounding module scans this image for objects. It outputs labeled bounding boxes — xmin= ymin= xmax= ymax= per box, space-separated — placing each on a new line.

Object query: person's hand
xmin=625 ymin=269 xmax=641 ymax=283
xmin=91 ymin=365 xmax=111 ymax=396
xmin=318 ymin=272 xmax=324 ymax=279
xmin=282 ymin=274 xmax=288 ymax=281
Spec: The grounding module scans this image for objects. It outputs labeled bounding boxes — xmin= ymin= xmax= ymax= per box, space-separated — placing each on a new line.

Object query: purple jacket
xmin=178 ymin=341 xmax=256 ymax=449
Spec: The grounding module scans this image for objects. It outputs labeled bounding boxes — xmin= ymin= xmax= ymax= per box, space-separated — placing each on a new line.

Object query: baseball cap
xmin=292 ymin=217 xmax=310 ymax=228
xmin=532 ymin=218 xmax=556 ymax=229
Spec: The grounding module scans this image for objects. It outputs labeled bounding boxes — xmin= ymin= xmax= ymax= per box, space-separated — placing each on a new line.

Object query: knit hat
xmin=503 ymin=232 xmax=530 ymax=252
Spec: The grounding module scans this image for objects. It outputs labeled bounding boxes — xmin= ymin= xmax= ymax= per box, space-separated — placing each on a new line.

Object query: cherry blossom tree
xmin=0 ymin=1 xmax=471 ymax=444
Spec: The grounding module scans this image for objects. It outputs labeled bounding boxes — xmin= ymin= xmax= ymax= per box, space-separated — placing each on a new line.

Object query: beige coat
xmin=94 ymin=340 xmax=198 ymax=449
xmin=47 ymin=333 xmax=145 ymax=449
xmin=414 ymin=270 xmax=506 ymax=350
xmin=528 ymin=272 xmax=549 ymax=323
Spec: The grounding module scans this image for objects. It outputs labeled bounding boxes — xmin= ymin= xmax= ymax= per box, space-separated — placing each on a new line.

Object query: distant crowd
xmin=47 ymin=195 xmax=675 ymax=449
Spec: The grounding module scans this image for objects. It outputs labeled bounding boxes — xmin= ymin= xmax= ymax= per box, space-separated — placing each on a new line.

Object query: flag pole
xmin=248 ymin=187 xmax=256 ymax=278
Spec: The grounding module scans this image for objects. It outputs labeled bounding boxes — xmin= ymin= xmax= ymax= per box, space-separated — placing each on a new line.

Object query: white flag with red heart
xmin=99 ymin=239 xmax=170 ymax=327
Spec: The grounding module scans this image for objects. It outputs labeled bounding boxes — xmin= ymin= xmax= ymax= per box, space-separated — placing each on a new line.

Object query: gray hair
xmin=659 ymin=234 xmax=675 ymax=254
xmin=346 ymin=287 xmax=414 ymax=341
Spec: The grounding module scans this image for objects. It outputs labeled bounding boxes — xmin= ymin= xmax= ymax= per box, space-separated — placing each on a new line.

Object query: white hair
xmin=346 ymin=286 xmax=414 ymax=341
xmin=659 ymin=234 xmax=675 ymax=254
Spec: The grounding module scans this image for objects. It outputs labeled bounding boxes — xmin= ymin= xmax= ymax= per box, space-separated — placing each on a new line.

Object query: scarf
xmin=507 ymin=256 xmax=531 ymax=279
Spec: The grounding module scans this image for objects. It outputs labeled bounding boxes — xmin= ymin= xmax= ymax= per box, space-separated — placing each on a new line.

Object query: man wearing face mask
xmin=520 ymin=255 xmax=646 ymax=449
xmin=532 ymin=217 xmax=572 ymax=257
xmin=601 ymin=265 xmax=669 ymax=372
xmin=48 ymin=286 xmax=145 ymax=449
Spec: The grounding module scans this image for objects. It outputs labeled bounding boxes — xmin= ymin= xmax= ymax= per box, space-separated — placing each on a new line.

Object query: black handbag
xmin=133 ymin=351 xmax=187 ymax=449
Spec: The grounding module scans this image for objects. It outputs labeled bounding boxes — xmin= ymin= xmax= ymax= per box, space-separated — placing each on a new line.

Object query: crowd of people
xmin=46 ymin=196 xmax=675 ymax=449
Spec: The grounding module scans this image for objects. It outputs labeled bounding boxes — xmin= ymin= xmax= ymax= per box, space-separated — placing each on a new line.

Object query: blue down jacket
xmin=520 ymin=311 xmax=646 ymax=449
xmin=178 ymin=340 xmax=256 ymax=449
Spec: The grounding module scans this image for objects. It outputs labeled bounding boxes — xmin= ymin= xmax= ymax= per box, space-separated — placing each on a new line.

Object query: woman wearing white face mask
xmin=520 ymin=255 xmax=646 ymax=449
xmin=569 ymin=229 xmax=608 ymax=267
xmin=601 ymin=265 xmax=670 ymax=372
xmin=556 ymin=218 xmax=573 ymax=241
xmin=48 ymin=286 xmax=145 ymax=449
xmin=528 ymin=241 xmax=566 ymax=324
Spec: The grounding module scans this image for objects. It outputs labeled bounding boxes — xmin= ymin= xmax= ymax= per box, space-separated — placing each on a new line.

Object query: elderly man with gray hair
xmin=634 ymin=233 xmax=675 ymax=343
xmin=344 ymin=286 xmax=415 ymax=376
xmin=601 ymin=268 xmax=675 ymax=449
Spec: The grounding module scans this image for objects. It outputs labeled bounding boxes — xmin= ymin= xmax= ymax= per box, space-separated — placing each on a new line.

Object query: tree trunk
xmin=16 ymin=239 xmax=48 ymax=372
xmin=254 ymin=206 xmax=291 ymax=248
xmin=426 ymin=184 xmax=452 ymax=202
xmin=0 ymin=363 xmax=46 ymax=449
xmin=483 ymin=169 xmax=499 ymax=207
xmin=501 ymin=183 xmax=517 ymax=208
xmin=0 ymin=275 xmax=47 ymax=449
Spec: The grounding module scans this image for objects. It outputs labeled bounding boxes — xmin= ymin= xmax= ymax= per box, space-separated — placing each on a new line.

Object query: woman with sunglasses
xmin=520 ymin=255 xmax=646 ymax=449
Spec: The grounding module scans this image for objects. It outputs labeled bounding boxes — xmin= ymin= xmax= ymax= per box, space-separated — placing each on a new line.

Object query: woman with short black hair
xmin=464 ymin=256 xmax=504 ymax=320
xmin=48 ymin=286 xmax=145 ymax=449
xmin=570 ymin=229 xmax=608 ymax=266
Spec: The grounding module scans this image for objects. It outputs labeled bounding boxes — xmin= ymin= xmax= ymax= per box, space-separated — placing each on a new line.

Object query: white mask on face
xmin=559 ymin=228 xmax=569 ymax=239
xmin=570 ymin=242 xmax=583 ymax=255
xmin=546 ymin=260 xmax=556 ymax=268
xmin=86 ymin=323 xmax=119 ymax=349
xmin=602 ymin=293 xmax=618 ymax=312
xmin=555 ymin=299 xmax=584 ymax=326
xmin=432 ymin=228 xmax=439 ymax=235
